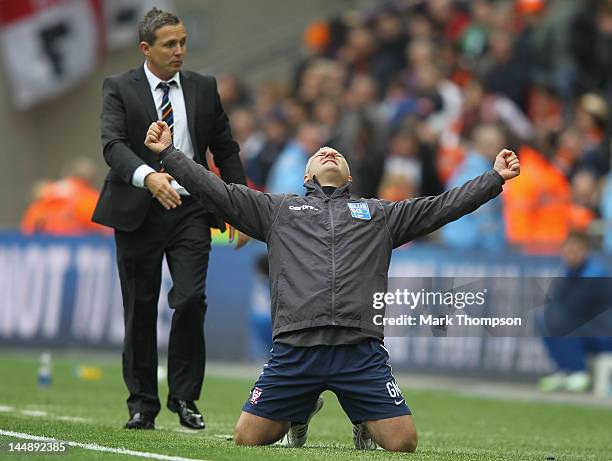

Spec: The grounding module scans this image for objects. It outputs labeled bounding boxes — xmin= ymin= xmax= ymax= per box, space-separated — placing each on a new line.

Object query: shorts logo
xmin=249 ymin=387 xmax=263 ymax=405
xmin=386 ymin=380 xmax=403 ymax=404
xmin=347 ymin=202 xmax=371 ymax=220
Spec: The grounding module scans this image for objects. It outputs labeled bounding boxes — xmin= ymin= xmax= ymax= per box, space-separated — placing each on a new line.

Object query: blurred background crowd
xmin=214 ymin=0 xmax=612 ymax=254
xmin=16 ymin=0 xmax=612 ymax=256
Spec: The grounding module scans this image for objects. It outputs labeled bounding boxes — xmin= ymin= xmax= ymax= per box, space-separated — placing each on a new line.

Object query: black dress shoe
xmin=167 ymin=398 xmax=205 ymax=430
xmin=125 ymin=413 xmax=155 ymax=429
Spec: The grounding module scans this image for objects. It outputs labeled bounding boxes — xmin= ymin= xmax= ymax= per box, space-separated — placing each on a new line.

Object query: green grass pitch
xmin=0 ymin=353 xmax=610 ymax=460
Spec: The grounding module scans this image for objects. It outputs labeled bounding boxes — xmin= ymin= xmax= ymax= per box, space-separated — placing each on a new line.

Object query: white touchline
xmin=0 ymin=404 xmax=91 ymax=423
xmin=20 ymin=410 xmax=48 ymax=417
xmin=54 ymin=416 xmax=89 ymax=423
xmin=0 ymin=430 xmax=209 ymax=461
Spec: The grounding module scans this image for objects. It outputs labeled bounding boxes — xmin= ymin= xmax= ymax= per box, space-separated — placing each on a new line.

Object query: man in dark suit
xmin=92 ymin=7 xmax=248 ymax=430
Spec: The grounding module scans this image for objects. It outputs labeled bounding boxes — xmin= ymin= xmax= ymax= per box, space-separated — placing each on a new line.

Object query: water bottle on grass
xmin=38 ymin=352 xmax=52 ymax=389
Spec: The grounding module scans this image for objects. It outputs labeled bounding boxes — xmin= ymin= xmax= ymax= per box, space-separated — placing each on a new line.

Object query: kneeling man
xmin=145 ymin=120 xmax=520 ymax=451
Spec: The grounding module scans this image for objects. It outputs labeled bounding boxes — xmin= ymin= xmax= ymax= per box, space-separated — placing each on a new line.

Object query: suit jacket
xmin=92 ymin=65 xmax=246 ymax=232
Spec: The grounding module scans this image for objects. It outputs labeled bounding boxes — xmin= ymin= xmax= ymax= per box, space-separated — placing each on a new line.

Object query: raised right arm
xmin=160 ymin=146 xmax=285 ymax=241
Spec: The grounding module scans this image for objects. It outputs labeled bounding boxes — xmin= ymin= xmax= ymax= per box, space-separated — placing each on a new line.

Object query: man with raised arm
xmin=145 ymin=120 xmax=520 ymax=452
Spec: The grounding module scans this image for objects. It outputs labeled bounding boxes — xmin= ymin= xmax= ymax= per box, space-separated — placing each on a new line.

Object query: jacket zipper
xmin=328 ymin=199 xmax=336 ymax=325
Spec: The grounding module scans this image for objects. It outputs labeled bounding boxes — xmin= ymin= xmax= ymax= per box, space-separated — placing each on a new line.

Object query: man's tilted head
xmin=304 ymin=147 xmax=352 ymax=187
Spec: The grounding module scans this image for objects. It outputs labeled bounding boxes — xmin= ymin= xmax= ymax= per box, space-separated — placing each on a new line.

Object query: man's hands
xmin=145 ymin=172 xmax=182 ymax=209
xmin=145 ymin=121 xmax=172 ymax=154
xmin=493 ymin=149 xmax=520 ymax=181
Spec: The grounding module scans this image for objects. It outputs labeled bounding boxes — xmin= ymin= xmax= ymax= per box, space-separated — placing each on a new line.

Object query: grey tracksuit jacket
xmin=159 ymin=146 xmax=505 ymax=343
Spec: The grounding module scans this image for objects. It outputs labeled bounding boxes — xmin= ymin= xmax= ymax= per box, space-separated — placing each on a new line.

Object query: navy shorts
xmin=242 ymin=339 xmax=411 ymax=424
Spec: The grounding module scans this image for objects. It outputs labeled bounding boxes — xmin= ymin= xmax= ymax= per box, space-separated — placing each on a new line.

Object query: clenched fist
xmin=145 ymin=121 xmax=172 ymax=154
xmin=143 ymin=121 xmax=180 ymax=209
xmin=493 ymin=149 xmax=520 ymax=181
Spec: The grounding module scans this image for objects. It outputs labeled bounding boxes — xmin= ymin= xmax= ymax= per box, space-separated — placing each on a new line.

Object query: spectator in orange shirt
xmin=502 ymin=145 xmax=571 ymax=249
xmin=21 ymin=157 xmax=110 ymax=236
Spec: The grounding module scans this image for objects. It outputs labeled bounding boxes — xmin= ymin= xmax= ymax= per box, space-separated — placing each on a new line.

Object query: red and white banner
xmin=0 ymin=0 xmax=173 ymax=110
xmin=0 ymin=0 xmax=104 ymax=110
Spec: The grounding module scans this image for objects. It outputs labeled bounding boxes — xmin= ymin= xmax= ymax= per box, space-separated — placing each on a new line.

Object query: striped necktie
xmin=157 ymin=81 xmax=176 ymax=136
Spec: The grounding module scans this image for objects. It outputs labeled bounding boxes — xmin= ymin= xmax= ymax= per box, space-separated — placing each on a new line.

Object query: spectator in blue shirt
xmin=441 ymin=124 xmax=506 ymax=250
xmin=267 ymin=124 xmax=322 ymax=194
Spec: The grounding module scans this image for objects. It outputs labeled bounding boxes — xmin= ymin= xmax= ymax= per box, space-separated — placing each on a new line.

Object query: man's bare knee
xmin=365 ymin=415 xmax=418 ymax=452
xmin=233 ymin=429 xmax=261 ymax=446
xmin=233 ymin=421 xmax=255 ymax=446
xmin=381 ymin=433 xmax=418 ymax=452
xmin=233 ymin=411 xmax=289 ymax=446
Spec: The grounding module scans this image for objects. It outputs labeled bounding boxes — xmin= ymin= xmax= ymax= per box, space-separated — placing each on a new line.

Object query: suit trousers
xmin=114 ymin=195 xmax=211 ymax=418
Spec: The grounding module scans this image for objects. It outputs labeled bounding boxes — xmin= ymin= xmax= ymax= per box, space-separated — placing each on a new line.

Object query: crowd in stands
xmin=21 ymin=0 xmax=612 ymax=254
xmin=215 ymin=0 xmax=612 ymax=254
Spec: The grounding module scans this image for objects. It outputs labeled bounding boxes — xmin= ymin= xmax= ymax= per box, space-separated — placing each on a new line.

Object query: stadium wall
xmin=3 ymin=234 xmax=611 ymax=380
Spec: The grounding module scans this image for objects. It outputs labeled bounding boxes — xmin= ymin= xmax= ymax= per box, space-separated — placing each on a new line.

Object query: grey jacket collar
xmin=304 ymin=177 xmax=351 ymax=199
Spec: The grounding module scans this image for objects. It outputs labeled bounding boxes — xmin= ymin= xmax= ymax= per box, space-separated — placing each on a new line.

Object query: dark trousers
xmin=115 ymin=196 xmax=211 ymax=418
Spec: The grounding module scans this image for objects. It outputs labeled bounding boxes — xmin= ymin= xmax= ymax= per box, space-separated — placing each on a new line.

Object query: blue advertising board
xmin=2 ymin=233 xmax=611 ymax=378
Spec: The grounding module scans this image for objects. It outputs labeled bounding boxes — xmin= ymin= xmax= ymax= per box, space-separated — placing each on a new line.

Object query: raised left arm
xmin=383 ymin=149 xmax=519 ymax=248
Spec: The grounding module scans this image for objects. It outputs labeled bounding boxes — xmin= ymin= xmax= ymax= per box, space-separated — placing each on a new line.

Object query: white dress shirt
xmin=132 ymin=61 xmax=196 ymax=195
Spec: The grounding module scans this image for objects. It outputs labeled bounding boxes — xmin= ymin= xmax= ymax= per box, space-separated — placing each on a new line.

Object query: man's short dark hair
xmin=138 ymin=7 xmax=180 ymax=44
